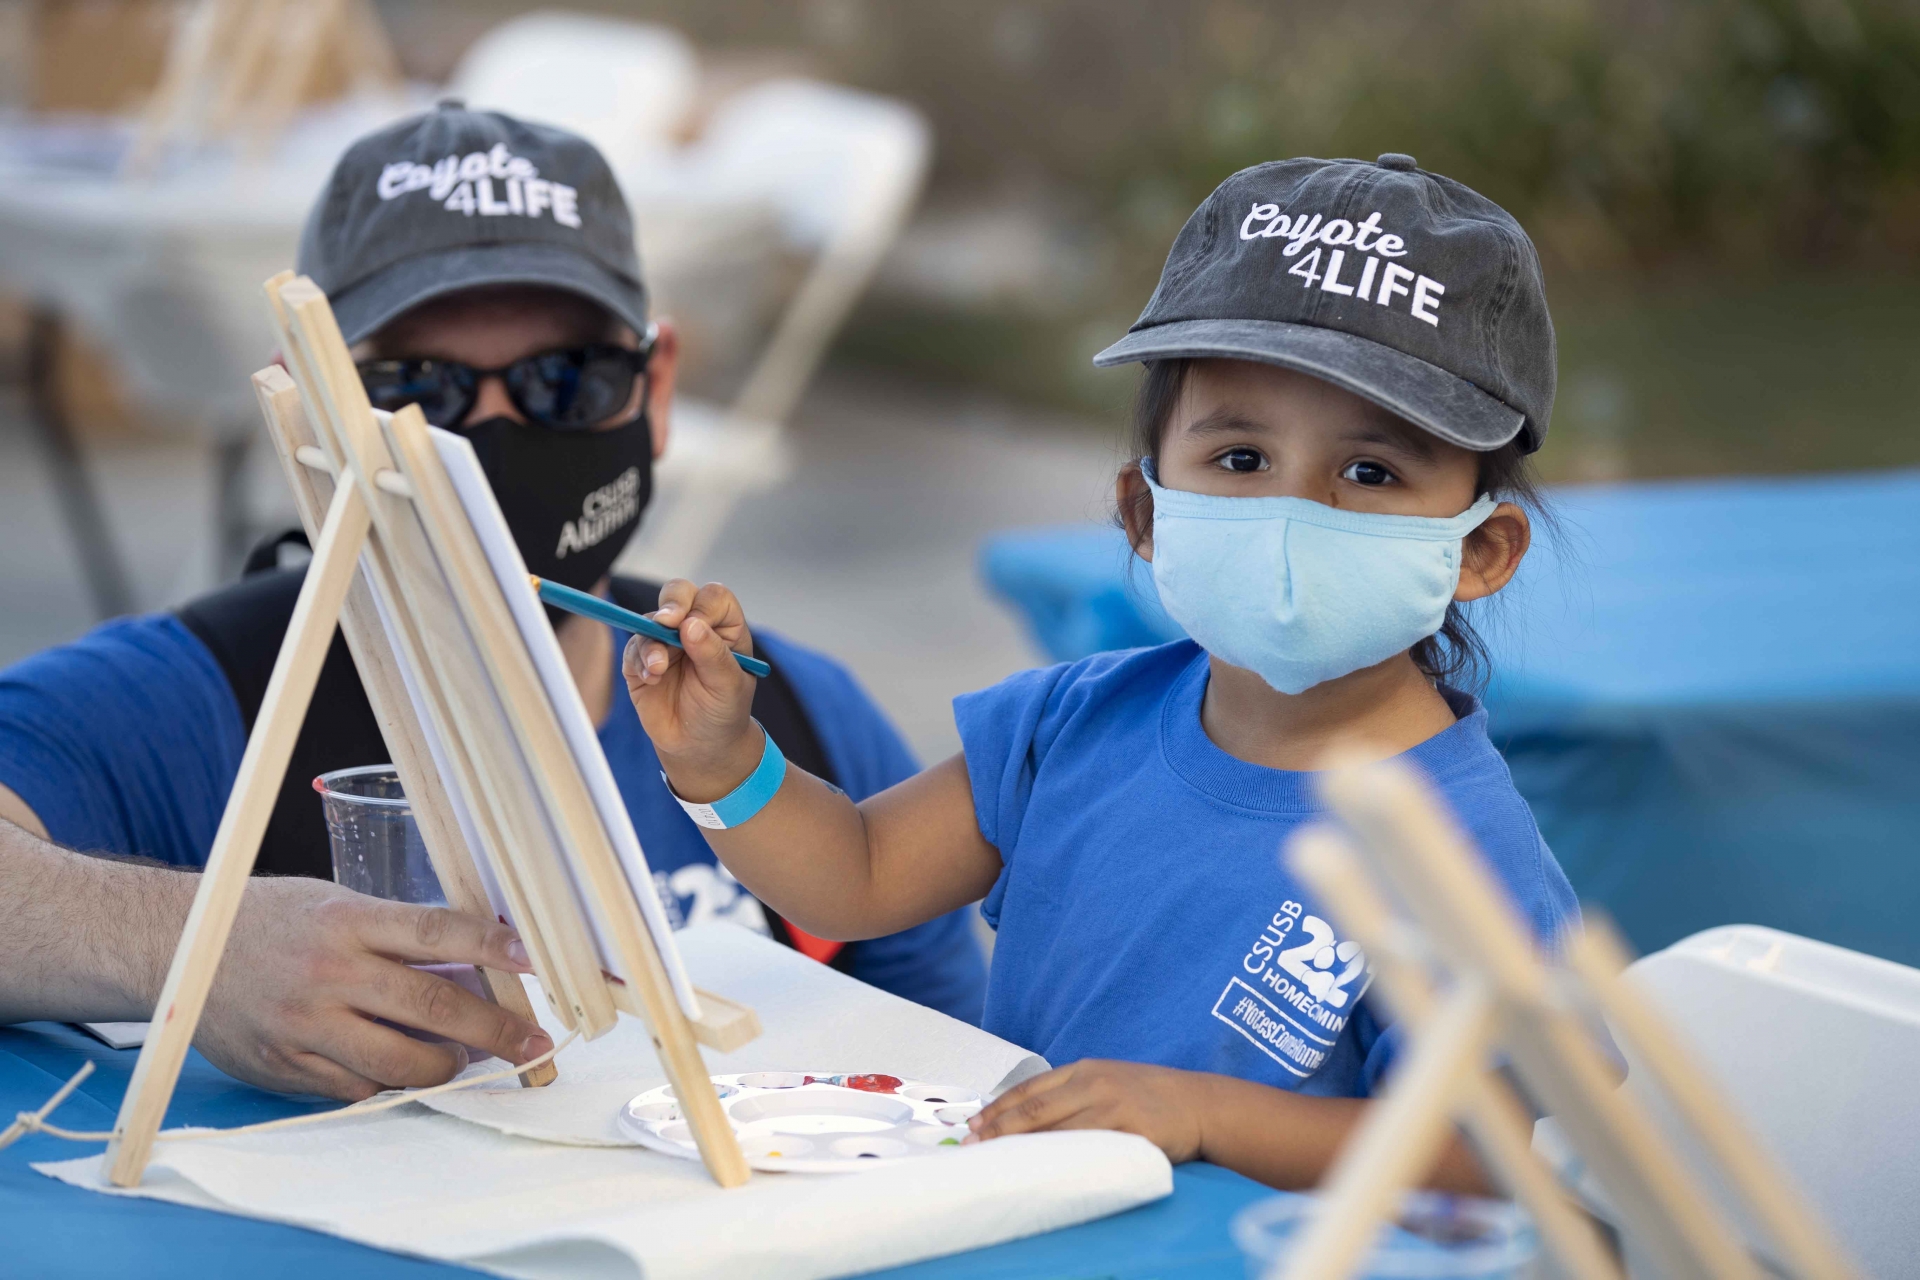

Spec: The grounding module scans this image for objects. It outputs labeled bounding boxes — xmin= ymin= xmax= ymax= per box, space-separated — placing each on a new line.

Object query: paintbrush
xmin=529 ymin=575 xmax=772 ymax=678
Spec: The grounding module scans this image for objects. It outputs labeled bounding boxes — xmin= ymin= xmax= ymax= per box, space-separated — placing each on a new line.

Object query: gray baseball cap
xmin=297 ymin=100 xmax=647 ymax=346
xmin=1094 ymin=154 xmax=1555 ymax=453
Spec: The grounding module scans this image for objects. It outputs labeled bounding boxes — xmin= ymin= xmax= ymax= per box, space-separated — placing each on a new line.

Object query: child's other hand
xmin=623 ymin=578 xmax=760 ymax=793
xmin=964 ymin=1059 xmax=1209 ymax=1164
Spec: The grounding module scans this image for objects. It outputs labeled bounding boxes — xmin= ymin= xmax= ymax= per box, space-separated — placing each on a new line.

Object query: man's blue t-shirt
xmin=0 ymin=612 xmax=986 ymax=1023
xmin=956 ymin=640 xmax=1577 ymax=1096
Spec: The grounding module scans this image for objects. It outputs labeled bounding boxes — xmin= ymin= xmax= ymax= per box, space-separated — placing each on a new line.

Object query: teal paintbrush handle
xmin=531 ymin=576 xmax=772 ymax=679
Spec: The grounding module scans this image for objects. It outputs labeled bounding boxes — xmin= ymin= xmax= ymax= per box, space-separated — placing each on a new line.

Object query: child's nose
xmin=461 ymin=374 xmax=521 ymax=427
xmin=1268 ymin=463 xmax=1336 ymax=505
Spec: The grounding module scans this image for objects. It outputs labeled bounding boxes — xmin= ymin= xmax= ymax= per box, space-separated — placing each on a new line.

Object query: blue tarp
xmin=980 ymin=470 xmax=1920 ymax=967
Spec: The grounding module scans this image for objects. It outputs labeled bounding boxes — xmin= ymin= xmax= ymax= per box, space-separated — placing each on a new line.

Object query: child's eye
xmin=1214 ymin=447 xmax=1268 ymax=474
xmin=1341 ymin=461 xmax=1396 ymax=486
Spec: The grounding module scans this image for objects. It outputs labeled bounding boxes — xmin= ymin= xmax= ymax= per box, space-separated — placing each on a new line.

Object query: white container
xmin=1619 ymin=926 xmax=1920 ymax=1278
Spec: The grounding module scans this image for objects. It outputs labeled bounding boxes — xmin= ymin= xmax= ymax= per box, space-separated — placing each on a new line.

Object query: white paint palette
xmin=618 ymin=1071 xmax=985 ymax=1174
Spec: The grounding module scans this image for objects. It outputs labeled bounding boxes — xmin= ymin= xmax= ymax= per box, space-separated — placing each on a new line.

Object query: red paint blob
xmin=803 ymin=1073 xmax=903 ymax=1093
xmin=847 ymin=1074 xmax=903 ymax=1093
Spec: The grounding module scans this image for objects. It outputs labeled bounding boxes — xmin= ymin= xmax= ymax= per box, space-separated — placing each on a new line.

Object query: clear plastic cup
xmin=1231 ymin=1192 xmax=1537 ymax=1280
xmin=314 ymin=765 xmax=498 ymax=1058
xmin=314 ymin=765 xmax=447 ymax=906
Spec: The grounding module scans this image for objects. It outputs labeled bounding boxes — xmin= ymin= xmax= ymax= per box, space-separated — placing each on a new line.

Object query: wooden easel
xmin=104 ymin=273 xmax=757 ymax=1190
xmin=1276 ymin=757 xmax=1859 ymax=1280
xmin=124 ymin=0 xmax=402 ymax=174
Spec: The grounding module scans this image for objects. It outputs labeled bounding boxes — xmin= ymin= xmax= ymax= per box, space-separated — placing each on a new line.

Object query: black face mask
xmin=462 ymin=412 xmax=654 ymax=610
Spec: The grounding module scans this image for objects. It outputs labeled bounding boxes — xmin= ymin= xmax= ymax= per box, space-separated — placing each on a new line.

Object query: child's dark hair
xmin=1117 ymin=358 xmax=1550 ymax=694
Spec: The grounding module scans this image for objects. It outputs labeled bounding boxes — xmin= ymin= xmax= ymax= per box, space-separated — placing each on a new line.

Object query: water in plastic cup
xmin=314 ymin=765 xmax=447 ymax=906
xmin=1231 ymin=1192 xmax=1536 ymax=1279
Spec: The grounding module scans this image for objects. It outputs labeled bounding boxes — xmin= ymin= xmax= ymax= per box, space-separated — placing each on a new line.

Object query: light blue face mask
xmin=1143 ymin=462 xmax=1498 ymax=695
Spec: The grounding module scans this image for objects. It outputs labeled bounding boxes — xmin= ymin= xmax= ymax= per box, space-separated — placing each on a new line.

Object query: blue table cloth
xmin=980 ymin=470 xmax=1920 ymax=967
xmin=0 ymin=1022 xmax=1268 ymax=1279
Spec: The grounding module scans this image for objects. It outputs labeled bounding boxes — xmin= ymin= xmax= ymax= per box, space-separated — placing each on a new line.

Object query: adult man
xmin=0 ymin=104 xmax=985 ymax=1097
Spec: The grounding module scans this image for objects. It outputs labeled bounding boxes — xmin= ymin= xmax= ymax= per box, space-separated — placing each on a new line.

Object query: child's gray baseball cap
xmin=1094 ymin=154 xmax=1555 ymax=453
xmin=297 ymin=100 xmax=647 ymax=345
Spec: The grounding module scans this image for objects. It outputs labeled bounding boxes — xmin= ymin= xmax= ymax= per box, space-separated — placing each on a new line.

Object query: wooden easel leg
xmin=1275 ymin=983 xmax=1494 ymax=1280
xmin=105 ymin=480 xmax=370 ymax=1186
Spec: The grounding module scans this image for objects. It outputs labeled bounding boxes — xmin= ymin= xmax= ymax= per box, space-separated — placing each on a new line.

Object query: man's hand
xmin=965 ymin=1059 xmax=1210 ymax=1164
xmin=0 ymin=819 xmax=556 ymax=1102
xmin=197 ymin=876 xmax=553 ymax=1101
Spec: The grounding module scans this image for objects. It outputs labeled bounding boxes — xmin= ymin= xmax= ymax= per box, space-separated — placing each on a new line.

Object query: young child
xmin=625 ymin=153 xmax=1576 ymax=1192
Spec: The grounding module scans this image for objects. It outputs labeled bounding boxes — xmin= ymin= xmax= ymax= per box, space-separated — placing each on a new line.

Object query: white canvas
xmin=398 ymin=421 xmax=699 ymax=1020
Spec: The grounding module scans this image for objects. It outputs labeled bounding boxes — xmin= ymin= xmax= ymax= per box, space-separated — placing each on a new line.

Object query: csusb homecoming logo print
xmin=1215 ymin=901 xmax=1371 ymax=1080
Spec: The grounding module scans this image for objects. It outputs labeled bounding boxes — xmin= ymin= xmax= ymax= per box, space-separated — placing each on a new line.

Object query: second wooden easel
xmin=1274 ymin=757 xmax=1859 ymax=1280
xmin=125 ymin=0 xmax=403 ymax=173
xmin=104 ymin=273 xmax=757 ymax=1190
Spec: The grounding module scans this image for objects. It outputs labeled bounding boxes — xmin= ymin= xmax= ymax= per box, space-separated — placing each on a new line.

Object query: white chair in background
xmin=1542 ymin=926 xmax=1920 ymax=1278
xmin=617 ymin=79 xmax=932 ymax=582
xmin=446 ymin=10 xmax=697 ymax=173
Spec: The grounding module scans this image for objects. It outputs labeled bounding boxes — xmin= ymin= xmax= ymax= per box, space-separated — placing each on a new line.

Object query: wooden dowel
xmin=106 ymin=478 xmax=369 ymax=1186
xmin=294 ymin=444 xmax=333 ymax=474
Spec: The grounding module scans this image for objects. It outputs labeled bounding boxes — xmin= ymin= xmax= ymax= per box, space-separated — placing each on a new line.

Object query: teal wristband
xmin=663 ymin=721 xmax=787 ymax=830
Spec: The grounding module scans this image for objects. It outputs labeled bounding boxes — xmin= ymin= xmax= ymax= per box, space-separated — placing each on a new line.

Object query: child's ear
xmin=1455 ymin=503 xmax=1530 ymax=602
xmin=1117 ymin=463 xmax=1154 ymax=562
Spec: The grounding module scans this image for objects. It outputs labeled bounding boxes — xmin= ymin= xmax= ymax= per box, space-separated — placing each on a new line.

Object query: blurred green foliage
xmin=444 ymin=0 xmax=1917 ymax=273
xmin=405 ymin=0 xmax=1920 ymax=476
xmin=1130 ymin=0 xmax=1920 ymax=278
xmin=829 ymin=0 xmax=1920 ymax=477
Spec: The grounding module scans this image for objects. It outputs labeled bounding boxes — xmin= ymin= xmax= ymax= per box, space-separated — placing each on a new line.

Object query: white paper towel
xmin=38 ymin=923 xmax=1169 ymax=1279
xmin=40 ymin=1110 xmax=1170 ymax=1280
xmin=424 ymin=922 xmax=1051 ymax=1146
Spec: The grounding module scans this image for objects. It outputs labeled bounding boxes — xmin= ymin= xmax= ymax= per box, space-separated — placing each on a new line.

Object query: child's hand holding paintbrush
xmin=529 ymin=575 xmax=771 ymax=678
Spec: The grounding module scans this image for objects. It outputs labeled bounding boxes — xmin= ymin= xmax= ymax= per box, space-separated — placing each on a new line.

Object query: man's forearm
xmin=1196 ymin=1073 xmax=1492 ymax=1194
xmin=0 ymin=818 xmax=192 ymax=1024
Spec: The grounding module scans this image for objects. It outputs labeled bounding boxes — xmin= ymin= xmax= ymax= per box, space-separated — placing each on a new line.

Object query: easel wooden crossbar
xmin=1273 ymin=758 xmax=1860 ymax=1280
xmin=105 ymin=273 xmax=757 ymax=1190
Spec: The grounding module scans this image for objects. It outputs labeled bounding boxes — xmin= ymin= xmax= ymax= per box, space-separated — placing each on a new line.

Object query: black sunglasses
xmin=357 ymin=326 xmax=656 ymax=431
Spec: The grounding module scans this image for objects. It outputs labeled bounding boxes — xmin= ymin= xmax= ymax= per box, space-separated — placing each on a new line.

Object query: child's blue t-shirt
xmin=955 ymin=640 xmax=1577 ymax=1097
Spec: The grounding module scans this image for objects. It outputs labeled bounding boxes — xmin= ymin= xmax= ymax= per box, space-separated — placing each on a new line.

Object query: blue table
xmin=1 ymin=1023 xmax=1267 ymax=1279
xmin=980 ymin=470 xmax=1920 ymax=967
